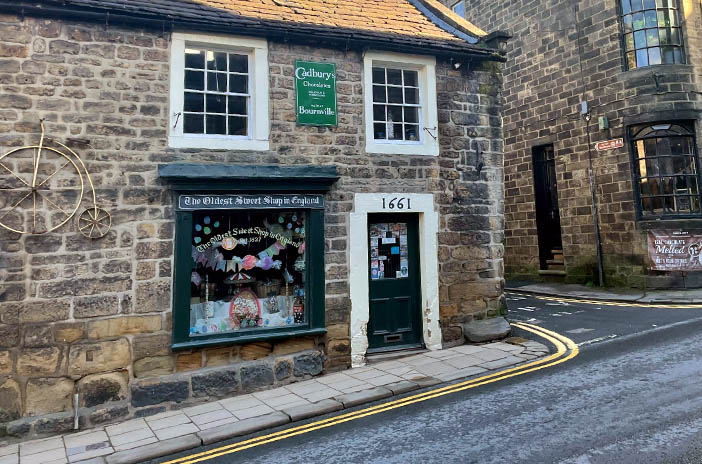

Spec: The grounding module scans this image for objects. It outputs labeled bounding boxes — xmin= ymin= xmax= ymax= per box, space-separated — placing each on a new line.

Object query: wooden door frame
xmin=348 ymin=193 xmax=442 ymax=367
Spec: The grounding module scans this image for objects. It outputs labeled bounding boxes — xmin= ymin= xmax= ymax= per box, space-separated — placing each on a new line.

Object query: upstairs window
xmin=169 ymin=33 xmax=270 ymax=151
xmin=631 ymin=122 xmax=701 ymax=218
xmin=363 ymin=52 xmax=439 ymax=156
xmin=620 ymin=0 xmax=685 ymax=69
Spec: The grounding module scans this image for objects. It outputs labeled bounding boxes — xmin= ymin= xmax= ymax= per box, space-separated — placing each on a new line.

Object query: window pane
xmin=373 ymin=104 xmax=386 ymax=121
xmin=625 ymin=33 xmax=635 ymax=50
xmin=207 ymin=72 xmax=227 ymax=92
xmin=189 ymin=210 xmax=308 ymax=337
xmin=229 ymin=54 xmax=248 ymax=73
xmin=387 ymin=87 xmax=403 ymax=104
xmin=627 ymin=51 xmax=638 ymax=69
xmin=404 ymin=88 xmax=419 ymax=104
xmin=228 ymin=96 xmax=248 ymax=115
xmin=646 ymin=29 xmax=659 ymax=46
xmin=372 ymin=67 xmax=385 ymax=84
xmin=206 ymin=51 xmax=227 ymax=71
xmin=632 ymin=12 xmax=645 ymax=29
xmin=185 ymin=70 xmax=204 ymax=90
xmin=648 ymin=47 xmax=662 ymax=65
xmin=623 ymin=15 xmax=633 ymax=33
xmin=387 ymin=69 xmax=402 ymax=85
xmin=631 ymin=0 xmax=644 ymax=12
xmin=206 ymin=114 xmax=226 ymax=134
xmin=373 ymin=85 xmax=386 ymax=103
xmin=228 ymin=116 xmax=247 ymax=136
xmin=661 ymin=46 xmax=675 ymax=63
xmin=659 ymin=28 xmax=671 ymax=45
xmin=634 ymin=30 xmax=647 ymax=48
xmin=185 ymin=49 xmax=205 ymax=69
xmin=643 ymin=0 xmax=656 ymax=9
xmin=183 ymin=113 xmax=204 ymax=133
xmin=670 ymin=27 xmax=681 ymax=45
xmin=387 ymin=105 xmax=402 ymax=123
xmin=388 ymin=123 xmax=403 ymax=140
xmin=622 ymin=0 xmax=631 ymax=15
xmin=644 ymin=10 xmax=658 ymax=27
xmin=374 ymin=122 xmax=387 ymax=140
xmin=405 ymin=124 xmax=419 ymax=141
xmin=229 ymin=74 xmax=248 ymax=94
xmin=636 ymin=48 xmax=649 ymax=66
xmin=403 ymin=70 xmax=418 ymax=87
xmin=206 ymin=94 xmax=226 ymax=113
xmin=404 ymin=106 xmax=419 ymax=123
xmin=184 ymin=92 xmax=204 ymax=112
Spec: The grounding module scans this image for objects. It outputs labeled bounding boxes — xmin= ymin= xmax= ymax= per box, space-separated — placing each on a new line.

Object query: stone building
xmin=0 ymin=0 xmax=507 ymax=437
xmin=447 ymin=0 xmax=702 ymax=287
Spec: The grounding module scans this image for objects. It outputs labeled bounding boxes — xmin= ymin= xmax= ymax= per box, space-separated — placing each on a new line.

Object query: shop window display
xmin=189 ymin=210 xmax=307 ymax=337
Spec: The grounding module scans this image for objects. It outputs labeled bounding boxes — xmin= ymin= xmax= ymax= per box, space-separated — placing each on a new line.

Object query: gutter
xmin=2 ymin=1 xmax=506 ymax=62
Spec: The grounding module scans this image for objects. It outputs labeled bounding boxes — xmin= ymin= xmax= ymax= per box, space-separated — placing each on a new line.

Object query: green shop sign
xmin=295 ymin=60 xmax=337 ymax=126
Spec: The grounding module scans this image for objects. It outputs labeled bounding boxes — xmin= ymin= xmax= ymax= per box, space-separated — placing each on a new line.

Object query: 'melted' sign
xmin=295 ymin=60 xmax=337 ymax=126
xmin=648 ymin=230 xmax=702 ymax=271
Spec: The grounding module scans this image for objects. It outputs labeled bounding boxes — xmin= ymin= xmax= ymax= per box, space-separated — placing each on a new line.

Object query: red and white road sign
xmin=594 ymin=138 xmax=624 ymax=151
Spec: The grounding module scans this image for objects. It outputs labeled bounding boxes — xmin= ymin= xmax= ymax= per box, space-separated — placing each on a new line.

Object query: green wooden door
xmin=367 ymin=213 xmax=422 ymax=352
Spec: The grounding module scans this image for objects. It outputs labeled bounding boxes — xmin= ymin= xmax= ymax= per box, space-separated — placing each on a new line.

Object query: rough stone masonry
xmin=0 ymin=12 xmax=505 ymax=438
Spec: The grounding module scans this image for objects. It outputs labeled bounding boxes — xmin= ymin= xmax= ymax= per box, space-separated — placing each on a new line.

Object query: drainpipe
xmin=584 ymin=112 xmax=605 ymax=287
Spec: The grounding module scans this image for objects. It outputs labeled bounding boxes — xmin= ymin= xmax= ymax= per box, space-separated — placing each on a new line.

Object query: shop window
xmin=364 ymin=51 xmax=439 ymax=156
xmin=620 ymin=0 xmax=685 ymax=69
xmin=163 ymin=168 xmax=336 ymax=350
xmin=169 ymin=33 xmax=270 ymax=150
xmin=631 ymin=122 xmax=701 ymax=218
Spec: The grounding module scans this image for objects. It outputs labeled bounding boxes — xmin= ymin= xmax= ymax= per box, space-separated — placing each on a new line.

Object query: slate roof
xmin=9 ymin=0 xmax=499 ymax=57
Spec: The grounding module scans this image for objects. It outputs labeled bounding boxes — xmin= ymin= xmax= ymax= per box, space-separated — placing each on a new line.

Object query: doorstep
xmin=0 ymin=339 xmax=550 ymax=464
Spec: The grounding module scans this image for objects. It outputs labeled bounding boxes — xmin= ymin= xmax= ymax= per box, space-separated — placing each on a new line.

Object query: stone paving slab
xmin=0 ymin=339 xmax=550 ymax=464
xmin=506 ymin=281 xmax=702 ymax=304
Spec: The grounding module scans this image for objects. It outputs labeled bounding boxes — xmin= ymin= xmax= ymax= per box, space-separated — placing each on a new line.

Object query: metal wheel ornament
xmin=0 ymin=120 xmax=110 ymax=238
xmin=78 ymin=207 xmax=111 ymax=239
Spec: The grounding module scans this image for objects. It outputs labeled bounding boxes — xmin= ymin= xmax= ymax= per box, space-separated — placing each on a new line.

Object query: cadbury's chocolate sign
xmin=648 ymin=230 xmax=702 ymax=271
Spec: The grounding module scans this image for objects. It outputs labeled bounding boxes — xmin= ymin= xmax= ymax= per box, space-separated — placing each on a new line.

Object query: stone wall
xmin=447 ymin=0 xmax=702 ymax=286
xmin=0 ymin=13 xmax=504 ymax=436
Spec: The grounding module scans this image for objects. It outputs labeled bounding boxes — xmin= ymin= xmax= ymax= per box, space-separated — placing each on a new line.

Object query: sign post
xmin=295 ymin=60 xmax=337 ymax=126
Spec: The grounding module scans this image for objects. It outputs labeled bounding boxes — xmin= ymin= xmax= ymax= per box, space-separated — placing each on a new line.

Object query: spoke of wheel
xmin=0 ymin=161 xmax=29 ymax=187
xmin=37 ymin=192 xmax=71 ymax=219
xmin=78 ymin=221 xmax=93 ymax=231
xmin=36 ymin=159 xmax=72 ymax=188
xmin=88 ymin=223 xmax=95 ymax=237
xmin=0 ymin=190 xmax=33 ymax=222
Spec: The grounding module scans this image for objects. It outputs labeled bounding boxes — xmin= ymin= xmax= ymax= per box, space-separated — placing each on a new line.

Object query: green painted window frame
xmin=160 ymin=163 xmax=338 ymax=350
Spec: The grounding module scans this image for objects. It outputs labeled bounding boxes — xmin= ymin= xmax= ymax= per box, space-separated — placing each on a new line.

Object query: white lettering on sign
xmin=595 ymin=138 xmax=624 ymax=151
xmin=381 ymin=197 xmax=412 ymax=210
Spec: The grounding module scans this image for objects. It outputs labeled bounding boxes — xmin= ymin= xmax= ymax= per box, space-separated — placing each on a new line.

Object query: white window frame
xmin=169 ymin=32 xmax=270 ymax=151
xmin=363 ymin=51 xmax=439 ymax=156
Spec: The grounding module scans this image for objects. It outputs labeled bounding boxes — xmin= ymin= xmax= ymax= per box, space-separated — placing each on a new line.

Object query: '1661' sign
xmin=648 ymin=230 xmax=702 ymax=271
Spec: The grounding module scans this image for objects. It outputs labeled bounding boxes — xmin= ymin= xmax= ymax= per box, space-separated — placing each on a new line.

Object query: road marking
xmin=162 ymin=324 xmax=578 ymax=464
xmin=507 ymin=292 xmax=702 ymax=309
xmin=578 ymin=334 xmax=618 ymax=346
xmin=566 ymin=328 xmax=595 ymax=334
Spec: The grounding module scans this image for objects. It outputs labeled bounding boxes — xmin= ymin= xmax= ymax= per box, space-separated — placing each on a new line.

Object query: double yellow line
xmin=509 ymin=292 xmax=702 ymax=309
xmin=163 ymin=323 xmax=578 ymax=464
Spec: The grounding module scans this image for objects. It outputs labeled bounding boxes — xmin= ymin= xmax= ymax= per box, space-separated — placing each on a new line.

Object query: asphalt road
xmin=157 ymin=294 xmax=702 ymax=464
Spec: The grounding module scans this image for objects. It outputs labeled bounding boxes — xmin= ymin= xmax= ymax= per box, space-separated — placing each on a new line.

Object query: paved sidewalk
xmin=0 ymin=339 xmax=549 ymax=464
xmin=507 ymin=280 xmax=702 ymax=304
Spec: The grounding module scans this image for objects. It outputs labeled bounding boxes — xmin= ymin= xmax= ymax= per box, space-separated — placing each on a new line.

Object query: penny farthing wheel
xmin=0 ymin=121 xmax=86 ymax=235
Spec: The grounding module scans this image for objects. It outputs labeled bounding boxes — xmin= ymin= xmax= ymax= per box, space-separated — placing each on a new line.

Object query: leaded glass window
xmin=631 ymin=122 xmax=701 ymax=217
xmin=183 ymin=48 xmax=250 ymax=136
xmin=372 ymin=67 xmax=422 ymax=142
xmin=620 ymin=0 xmax=685 ymax=69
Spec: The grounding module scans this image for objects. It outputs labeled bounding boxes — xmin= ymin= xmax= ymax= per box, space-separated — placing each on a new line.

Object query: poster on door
xmin=648 ymin=230 xmax=702 ymax=271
